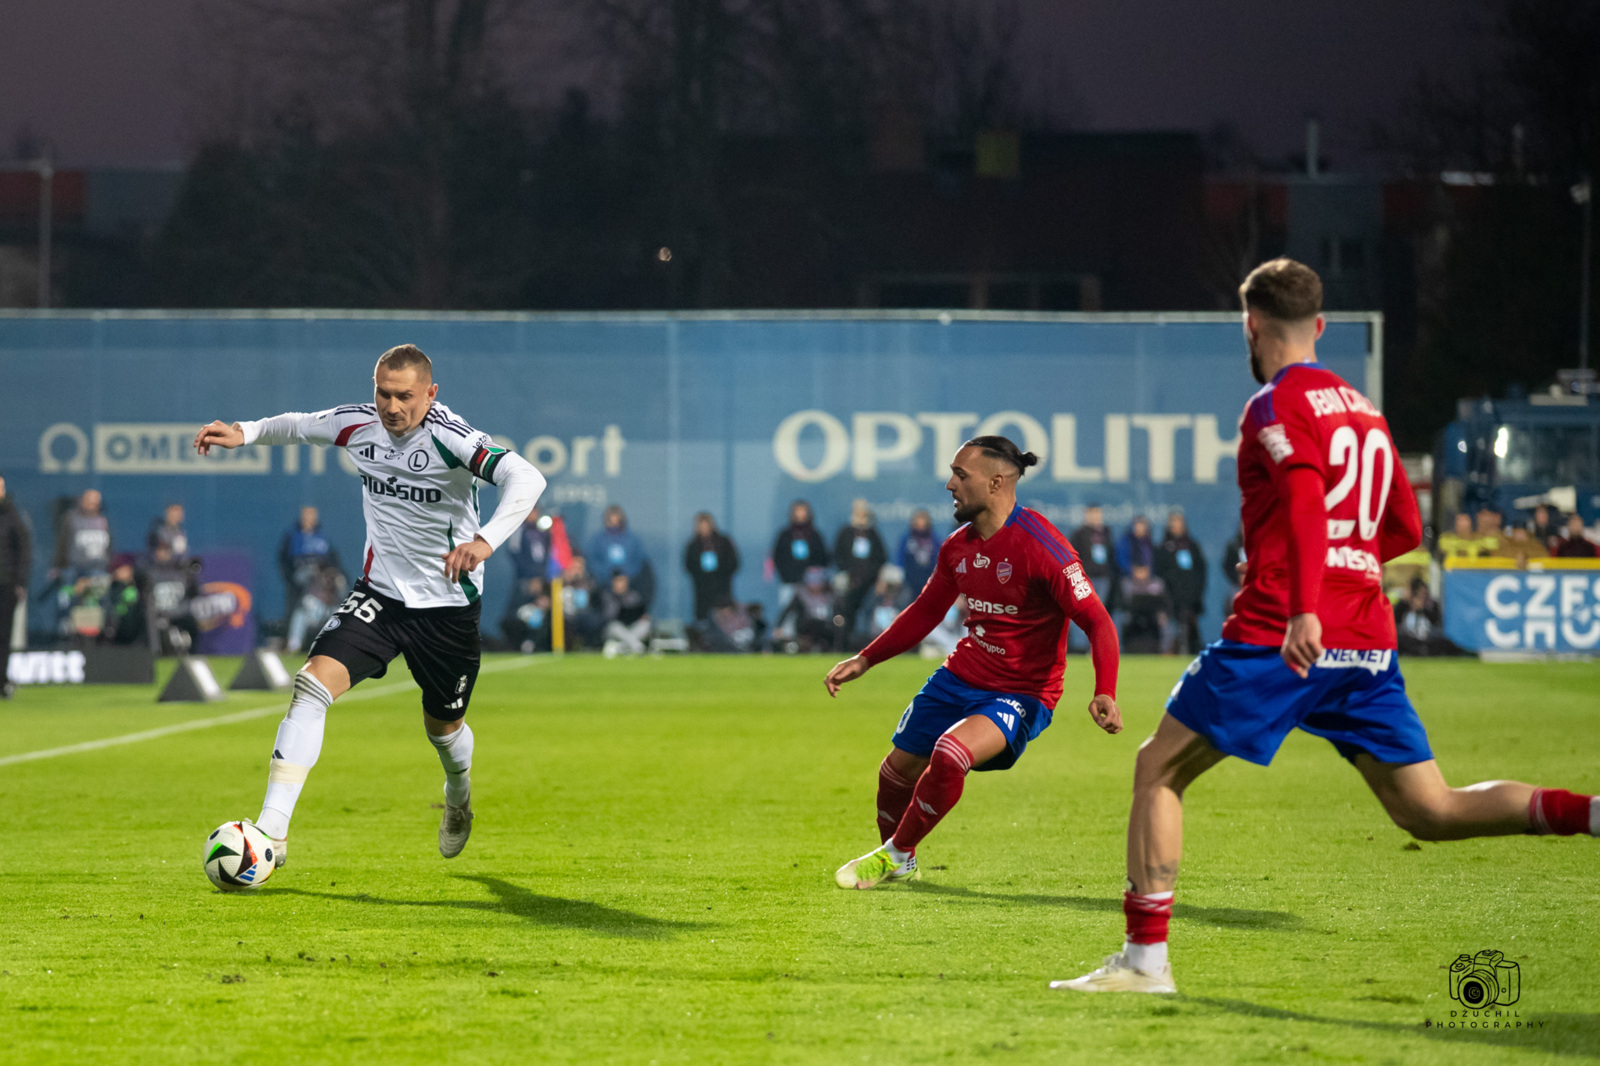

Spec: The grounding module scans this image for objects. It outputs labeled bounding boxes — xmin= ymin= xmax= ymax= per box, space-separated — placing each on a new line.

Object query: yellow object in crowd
xmin=1437 ymin=532 xmax=1494 ymax=559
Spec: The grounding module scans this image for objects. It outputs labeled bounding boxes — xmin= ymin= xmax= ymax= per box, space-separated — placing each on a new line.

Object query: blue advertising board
xmin=1443 ymin=565 xmax=1600 ymax=654
xmin=0 ymin=310 xmax=1379 ymax=643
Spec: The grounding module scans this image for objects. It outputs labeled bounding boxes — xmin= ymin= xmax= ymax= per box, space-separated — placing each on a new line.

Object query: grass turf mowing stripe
xmin=0 ymin=655 xmax=538 ymax=769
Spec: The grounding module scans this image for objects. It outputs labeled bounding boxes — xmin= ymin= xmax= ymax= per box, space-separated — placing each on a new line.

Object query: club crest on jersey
xmin=997 ymin=560 xmax=1013 ymax=584
xmin=955 ymin=558 xmax=967 ymax=574
xmin=1258 ymin=423 xmax=1294 ymax=463
xmin=408 ymin=450 xmax=429 ymax=472
xmin=974 ymin=552 xmax=991 ymax=569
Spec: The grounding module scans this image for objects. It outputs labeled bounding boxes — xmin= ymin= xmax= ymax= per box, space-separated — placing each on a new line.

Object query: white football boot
xmin=1050 ymin=952 xmax=1177 ymax=994
xmin=833 ymin=845 xmax=919 ymax=889
xmin=885 ymin=853 xmax=919 ymax=883
xmin=245 ymin=820 xmax=287 ymax=869
xmin=439 ymin=796 xmax=473 ymax=858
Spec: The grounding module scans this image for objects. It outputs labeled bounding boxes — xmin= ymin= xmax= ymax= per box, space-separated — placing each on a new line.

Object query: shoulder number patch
xmin=1063 ymin=562 xmax=1093 ymax=601
xmin=1258 ymin=423 xmax=1294 ymax=463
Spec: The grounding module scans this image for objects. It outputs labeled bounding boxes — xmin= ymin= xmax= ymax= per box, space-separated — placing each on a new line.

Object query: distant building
xmin=716 ymin=129 xmax=1212 ymax=312
xmin=0 ymin=165 xmax=183 ymax=307
xmin=1203 ymin=170 xmax=1396 ymax=312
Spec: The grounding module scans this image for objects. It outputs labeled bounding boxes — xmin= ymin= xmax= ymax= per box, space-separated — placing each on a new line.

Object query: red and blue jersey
xmin=862 ymin=505 xmax=1116 ymax=708
xmin=1225 ymin=362 xmax=1422 ymax=649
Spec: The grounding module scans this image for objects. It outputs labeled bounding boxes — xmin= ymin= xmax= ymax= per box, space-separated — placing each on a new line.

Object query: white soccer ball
xmin=203 ymin=821 xmax=276 ymax=891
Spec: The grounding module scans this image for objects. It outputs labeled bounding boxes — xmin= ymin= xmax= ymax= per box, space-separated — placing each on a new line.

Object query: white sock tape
xmin=267 ymin=758 xmax=312 ymax=786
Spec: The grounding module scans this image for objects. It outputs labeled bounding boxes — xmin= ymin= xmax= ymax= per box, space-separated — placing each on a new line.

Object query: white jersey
xmin=241 ymin=401 xmax=545 ymax=608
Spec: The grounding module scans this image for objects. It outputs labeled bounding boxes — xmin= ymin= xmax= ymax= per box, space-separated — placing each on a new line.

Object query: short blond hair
xmin=375 ymin=343 xmax=433 ymax=380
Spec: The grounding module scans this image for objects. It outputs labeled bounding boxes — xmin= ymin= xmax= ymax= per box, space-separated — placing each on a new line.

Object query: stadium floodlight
xmin=0 ymin=153 xmax=53 ymax=308
xmin=1573 ymin=177 xmax=1592 ymax=371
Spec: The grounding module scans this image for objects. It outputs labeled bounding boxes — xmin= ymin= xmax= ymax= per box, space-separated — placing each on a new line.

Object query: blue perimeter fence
xmin=0 ymin=309 xmax=1381 ymax=646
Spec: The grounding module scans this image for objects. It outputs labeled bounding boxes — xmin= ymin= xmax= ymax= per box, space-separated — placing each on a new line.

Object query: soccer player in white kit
xmin=193 ymin=344 xmax=545 ymax=866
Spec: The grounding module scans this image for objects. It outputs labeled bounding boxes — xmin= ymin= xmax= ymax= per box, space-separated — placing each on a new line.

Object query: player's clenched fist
xmin=442 ymin=535 xmax=493 ymax=583
xmin=1281 ymin=612 xmax=1324 ymax=679
xmin=1087 ymin=693 xmax=1122 ymax=734
xmin=193 ymin=420 xmax=244 ymax=456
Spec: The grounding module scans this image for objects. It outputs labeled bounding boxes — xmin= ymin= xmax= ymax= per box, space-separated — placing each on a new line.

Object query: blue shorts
xmin=891 ymin=667 xmax=1052 ymax=772
xmin=1165 ymin=640 xmax=1433 ymax=767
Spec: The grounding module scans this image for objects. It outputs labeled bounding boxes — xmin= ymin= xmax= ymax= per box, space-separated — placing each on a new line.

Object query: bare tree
xmin=181 ymin=0 xmax=569 ymax=307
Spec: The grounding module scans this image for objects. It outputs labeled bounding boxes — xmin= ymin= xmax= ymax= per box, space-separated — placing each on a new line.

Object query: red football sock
xmin=1124 ymin=890 xmax=1174 ymax=944
xmin=876 ymin=758 xmax=918 ymax=843
xmin=1529 ymin=788 xmax=1596 ymax=836
xmin=889 ymin=735 xmax=973 ymax=852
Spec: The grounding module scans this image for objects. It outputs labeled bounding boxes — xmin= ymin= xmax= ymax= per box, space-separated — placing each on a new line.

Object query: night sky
xmin=4 ymin=0 xmax=1484 ymax=168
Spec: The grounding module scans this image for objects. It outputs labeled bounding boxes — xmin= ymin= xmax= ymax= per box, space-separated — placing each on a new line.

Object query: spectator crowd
xmin=4 ymin=467 xmax=1599 ymax=682
xmin=1438 ymin=503 xmax=1598 ymax=564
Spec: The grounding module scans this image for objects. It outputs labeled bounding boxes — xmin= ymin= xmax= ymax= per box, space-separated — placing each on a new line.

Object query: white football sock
xmin=1124 ymin=939 xmax=1168 ymax=974
xmin=256 ymin=671 xmax=332 ymax=839
xmin=884 ymin=838 xmax=912 ymax=865
xmin=429 ymin=723 xmax=474 ymax=807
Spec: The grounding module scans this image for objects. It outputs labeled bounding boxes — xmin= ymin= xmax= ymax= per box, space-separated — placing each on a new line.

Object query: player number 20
xmin=1323 ymin=426 xmax=1393 ymax=541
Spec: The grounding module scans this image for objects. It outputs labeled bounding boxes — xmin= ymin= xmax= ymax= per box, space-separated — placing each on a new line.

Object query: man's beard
xmin=1247 ymin=334 xmax=1267 ymax=384
xmin=953 ymin=498 xmax=983 ymax=524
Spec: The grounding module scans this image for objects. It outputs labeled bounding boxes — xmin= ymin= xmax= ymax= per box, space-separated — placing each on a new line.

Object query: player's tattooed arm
xmin=192 ymin=420 xmax=245 ymax=455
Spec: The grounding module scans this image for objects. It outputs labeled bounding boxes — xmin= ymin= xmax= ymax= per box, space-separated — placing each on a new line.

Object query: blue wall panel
xmin=1 ymin=312 xmax=1375 ymax=643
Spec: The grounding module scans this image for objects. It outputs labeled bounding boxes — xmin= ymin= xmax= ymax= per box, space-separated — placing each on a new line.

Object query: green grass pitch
xmin=0 ymin=653 xmax=1595 ymax=1064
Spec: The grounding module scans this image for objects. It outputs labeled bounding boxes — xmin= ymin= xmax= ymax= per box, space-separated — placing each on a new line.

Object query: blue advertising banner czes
xmin=0 ymin=310 xmax=1379 ymax=644
xmin=1442 ymin=566 xmax=1600 ymax=654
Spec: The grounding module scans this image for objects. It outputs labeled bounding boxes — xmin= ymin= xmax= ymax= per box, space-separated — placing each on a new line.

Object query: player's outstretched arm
xmin=834 ymin=567 xmax=958 ymax=697
xmin=199 ymin=411 xmax=341 ymax=455
xmin=193 ymin=420 xmax=245 ymax=455
xmin=1072 ymin=597 xmax=1123 ymax=734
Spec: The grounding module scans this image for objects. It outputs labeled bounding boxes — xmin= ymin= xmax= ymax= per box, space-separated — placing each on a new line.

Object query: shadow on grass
xmin=271 ymin=875 xmax=705 ymax=940
xmin=1188 ymin=997 xmax=1600 ymax=1058
xmin=905 ymin=882 xmax=1301 ymax=930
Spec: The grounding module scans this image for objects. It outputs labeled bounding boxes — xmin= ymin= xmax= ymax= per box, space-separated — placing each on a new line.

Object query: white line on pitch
xmin=0 ymin=655 xmax=539 ymax=769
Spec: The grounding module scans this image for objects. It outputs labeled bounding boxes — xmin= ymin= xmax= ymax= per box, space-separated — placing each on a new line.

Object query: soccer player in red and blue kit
xmin=825 ymin=435 xmax=1124 ymax=890
xmin=1057 ymin=258 xmax=1597 ymax=995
